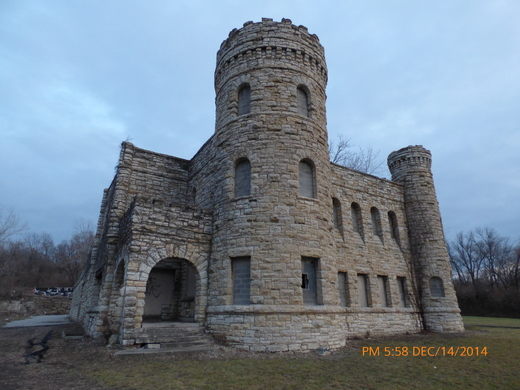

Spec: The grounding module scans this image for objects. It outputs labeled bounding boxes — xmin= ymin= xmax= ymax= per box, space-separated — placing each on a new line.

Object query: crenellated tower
xmin=204 ymin=18 xmax=341 ymax=349
xmin=388 ymin=146 xmax=464 ymax=332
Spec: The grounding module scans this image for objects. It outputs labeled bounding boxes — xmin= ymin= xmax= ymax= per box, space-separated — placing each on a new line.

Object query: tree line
xmin=449 ymin=228 xmax=520 ymax=317
xmin=0 ymin=209 xmax=94 ymax=299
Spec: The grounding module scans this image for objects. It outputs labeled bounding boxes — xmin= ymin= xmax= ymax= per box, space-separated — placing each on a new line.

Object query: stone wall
xmin=1 ymin=296 xmax=71 ymax=319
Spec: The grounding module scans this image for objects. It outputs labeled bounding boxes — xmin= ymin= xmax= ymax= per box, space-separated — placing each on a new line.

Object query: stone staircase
xmin=132 ymin=322 xmax=215 ymax=352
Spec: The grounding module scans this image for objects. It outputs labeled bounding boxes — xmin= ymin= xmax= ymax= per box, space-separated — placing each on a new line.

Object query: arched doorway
xmin=143 ymin=258 xmax=199 ymax=323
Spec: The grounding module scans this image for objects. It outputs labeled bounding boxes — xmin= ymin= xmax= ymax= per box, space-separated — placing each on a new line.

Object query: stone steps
xmin=134 ymin=322 xmax=215 ymax=350
xmin=115 ymin=344 xmax=215 ymax=356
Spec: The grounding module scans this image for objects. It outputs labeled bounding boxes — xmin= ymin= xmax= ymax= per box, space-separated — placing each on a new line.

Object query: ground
xmin=0 ymin=316 xmax=519 ymax=390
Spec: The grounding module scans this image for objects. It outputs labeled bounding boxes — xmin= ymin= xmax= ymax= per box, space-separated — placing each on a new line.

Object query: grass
xmin=463 ymin=316 xmax=520 ymax=327
xmin=86 ymin=316 xmax=520 ymax=390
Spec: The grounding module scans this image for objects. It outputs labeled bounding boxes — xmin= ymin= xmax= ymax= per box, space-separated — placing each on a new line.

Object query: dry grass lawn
xmin=1 ymin=316 xmax=519 ymax=389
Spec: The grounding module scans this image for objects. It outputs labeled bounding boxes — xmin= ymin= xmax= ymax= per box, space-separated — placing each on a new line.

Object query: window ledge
xmin=232 ymin=195 xmax=254 ymax=202
xmin=297 ymin=196 xmax=318 ymax=202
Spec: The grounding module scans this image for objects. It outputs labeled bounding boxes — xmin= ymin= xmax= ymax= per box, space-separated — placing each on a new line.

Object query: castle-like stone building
xmin=71 ymin=18 xmax=464 ymax=351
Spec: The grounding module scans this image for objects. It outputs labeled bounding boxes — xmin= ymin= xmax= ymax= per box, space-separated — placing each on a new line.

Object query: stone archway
xmin=142 ymin=258 xmax=200 ymax=323
xmin=118 ymin=245 xmax=208 ymax=344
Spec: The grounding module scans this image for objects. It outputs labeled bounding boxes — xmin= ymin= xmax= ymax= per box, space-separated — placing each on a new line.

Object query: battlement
xmin=215 ymin=18 xmax=327 ymax=90
xmin=218 ymin=18 xmax=322 ymax=58
xmin=387 ymin=145 xmax=432 ymax=178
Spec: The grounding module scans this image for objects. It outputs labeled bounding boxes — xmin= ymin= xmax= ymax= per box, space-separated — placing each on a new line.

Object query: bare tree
xmin=55 ymin=227 xmax=94 ymax=285
xmin=329 ymin=135 xmax=384 ymax=175
xmin=450 ymin=228 xmax=520 ymax=317
xmin=450 ymin=231 xmax=485 ymax=297
xmin=0 ymin=209 xmax=25 ymax=244
xmin=474 ymin=227 xmax=514 ymax=289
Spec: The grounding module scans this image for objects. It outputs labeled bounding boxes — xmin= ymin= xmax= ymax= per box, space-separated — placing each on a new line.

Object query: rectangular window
xmin=232 ymin=257 xmax=251 ymax=305
xmin=357 ymin=273 xmax=370 ymax=307
xmin=338 ymin=272 xmax=350 ymax=307
xmin=377 ymin=275 xmax=390 ymax=307
xmin=397 ymin=276 xmax=409 ymax=307
xmin=301 ymin=257 xmax=319 ymax=305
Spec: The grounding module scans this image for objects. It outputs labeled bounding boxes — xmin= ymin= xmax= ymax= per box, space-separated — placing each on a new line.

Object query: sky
xmin=0 ymin=0 xmax=519 ymax=244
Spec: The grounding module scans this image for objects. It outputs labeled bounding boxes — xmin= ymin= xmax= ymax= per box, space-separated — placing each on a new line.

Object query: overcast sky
xmin=1 ymin=0 xmax=518 ymax=244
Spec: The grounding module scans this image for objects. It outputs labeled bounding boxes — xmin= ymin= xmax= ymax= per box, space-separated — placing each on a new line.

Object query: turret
xmin=206 ymin=18 xmax=333 ymax=306
xmin=388 ymin=146 xmax=464 ymax=332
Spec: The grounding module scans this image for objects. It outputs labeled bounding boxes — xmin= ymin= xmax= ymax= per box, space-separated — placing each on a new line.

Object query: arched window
xmin=429 ymin=277 xmax=445 ymax=297
xmin=299 ymin=159 xmax=315 ymax=198
xmin=234 ymin=158 xmax=251 ymax=197
xmin=297 ymin=85 xmax=309 ymax=117
xmin=351 ymin=202 xmax=364 ymax=238
xmin=370 ymin=207 xmax=383 ymax=242
xmin=238 ymin=84 xmax=251 ymax=115
xmin=388 ymin=211 xmax=400 ymax=245
xmin=332 ymin=197 xmax=343 ymax=235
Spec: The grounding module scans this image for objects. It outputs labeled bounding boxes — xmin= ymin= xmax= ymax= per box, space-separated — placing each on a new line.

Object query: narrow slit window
xmin=299 ymin=159 xmax=316 ymax=198
xmin=232 ymin=257 xmax=251 ymax=305
xmin=377 ymin=275 xmax=391 ymax=307
xmin=357 ymin=273 xmax=370 ymax=307
xmin=397 ymin=277 xmax=409 ymax=307
xmin=302 ymin=257 xmax=319 ymax=305
xmin=338 ymin=272 xmax=350 ymax=307
xmin=297 ymin=85 xmax=309 ymax=117
xmin=234 ymin=158 xmax=251 ymax=197
xmin=351 ymin=202 xmax=364 ymax=239
xmin=238 ymin=84 xmax=251 ymax=115
xmin=332 ymin=198 xmax=343 ymax=235
xmin=370 ymin=207 xmax=383 ymax=242
xmin=388 ymin=211 xmax=400 ymax=245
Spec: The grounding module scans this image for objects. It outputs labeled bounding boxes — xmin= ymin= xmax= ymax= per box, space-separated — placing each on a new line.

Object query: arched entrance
xmin=143 ymin=257 xmax=199 ymax=323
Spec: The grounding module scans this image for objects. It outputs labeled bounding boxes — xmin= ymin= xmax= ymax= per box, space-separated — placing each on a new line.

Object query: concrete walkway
xmin=2 ymin=314 xmax=71 ymax=328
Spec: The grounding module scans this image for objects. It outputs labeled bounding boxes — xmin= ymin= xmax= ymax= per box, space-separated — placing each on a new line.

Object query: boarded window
xmin=302 ymin=257 xmax=319 ymax=305
xmin=234 ymin=158 xmax=251 ymax=197
xmin=397 ymin=277 xmax=409 ymax=307
xmin=299 ymin=159 xmax=315 ymax=198
xmin=351 ymin=202 xmax=364 ymax=238
xmin=377 ymin=275 xmax=390 ymax=307
xmin=429 ymin=277 xmax=445 ymax=297
xmin=332 ymin=198 xmax=343 ymax=235
xmin=238 ymin=84 xmax=251 ymax=115
xmin=388 ymin=211 xmax=400 ymax=245
xmin=232 ymin=257 xmax=251 ymax=305
xmin=357 ymin=273 xmax=370 ymax=307
xmin=338 ymin=272 xmax=350 ymax=307
xmin=370 ymin=207 xmax=383 ymax=242
xmin=297 ymin=85 xmax=309 ymax=116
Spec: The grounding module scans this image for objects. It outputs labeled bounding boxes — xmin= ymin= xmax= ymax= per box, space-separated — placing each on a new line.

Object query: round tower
xmin=388 ymin=146 xmax=464 ymax=332
xmin=205 ymin=18 xmax=340 ymax=351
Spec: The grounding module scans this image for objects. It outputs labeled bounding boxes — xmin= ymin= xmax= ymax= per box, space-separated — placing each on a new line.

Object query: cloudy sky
xmin=1 ymin=0 xmax=518 ymax=244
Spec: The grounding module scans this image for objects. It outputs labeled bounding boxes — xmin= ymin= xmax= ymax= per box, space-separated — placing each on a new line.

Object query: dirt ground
xmin=0 ymin=322 xmax=113 ymax=390
xmin=0 ymin=320 xmax=322 ymax=390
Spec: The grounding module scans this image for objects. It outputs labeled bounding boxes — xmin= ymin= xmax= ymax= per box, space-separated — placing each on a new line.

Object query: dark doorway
xmin=143 ymin=258 xmax=198 ymax=323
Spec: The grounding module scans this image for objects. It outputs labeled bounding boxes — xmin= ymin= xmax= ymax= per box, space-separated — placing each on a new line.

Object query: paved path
xmin=2 ymin=315 xmax=71 ymax=328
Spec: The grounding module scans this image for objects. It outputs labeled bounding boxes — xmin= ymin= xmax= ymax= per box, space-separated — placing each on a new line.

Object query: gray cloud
xmin=0 ymin=1 xmax=518 ymax=242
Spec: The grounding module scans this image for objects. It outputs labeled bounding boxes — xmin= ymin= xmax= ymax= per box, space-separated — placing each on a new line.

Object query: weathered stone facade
xmin=71 ymin=18 xmax=464 ymax=351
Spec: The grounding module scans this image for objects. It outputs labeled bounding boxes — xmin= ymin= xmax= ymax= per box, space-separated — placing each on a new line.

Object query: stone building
xmin=70 ymin=18 xmax=464 ymax=351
